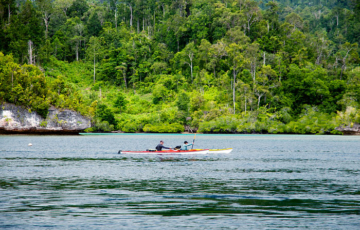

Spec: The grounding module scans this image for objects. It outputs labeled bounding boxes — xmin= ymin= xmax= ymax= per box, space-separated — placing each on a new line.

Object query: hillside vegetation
xmin=1 ymin=0 xmax=360 ymax=133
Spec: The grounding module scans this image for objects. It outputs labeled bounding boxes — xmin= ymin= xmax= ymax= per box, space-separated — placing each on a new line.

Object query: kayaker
xmin=180 ymin=141 xmax=193 ymax=150
xmin=156 ymin=140 xmax=171 ymax=151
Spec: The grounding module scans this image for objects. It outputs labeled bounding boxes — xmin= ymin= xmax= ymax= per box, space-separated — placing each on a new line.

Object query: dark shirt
xmin=156 ymin=144 xmax=170 ymax=151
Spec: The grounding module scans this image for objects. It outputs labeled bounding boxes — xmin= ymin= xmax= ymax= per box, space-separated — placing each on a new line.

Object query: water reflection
xmin=0 ymin=135 xmax=360 ymax=228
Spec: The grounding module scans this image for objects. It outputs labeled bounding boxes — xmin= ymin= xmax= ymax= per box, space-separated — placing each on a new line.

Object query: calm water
xmin=0 ymin=134 xmax=359 ymax=229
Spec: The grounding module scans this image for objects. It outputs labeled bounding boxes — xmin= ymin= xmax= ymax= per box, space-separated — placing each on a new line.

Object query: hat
xmin=184 ymin=141 xmax=188 ymax=144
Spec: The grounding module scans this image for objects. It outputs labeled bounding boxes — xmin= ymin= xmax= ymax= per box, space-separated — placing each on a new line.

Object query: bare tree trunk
xmin=340 ymin=48 xmax=352 ymax=80
xmin=340 ymin=64 xmax=346 ymax=80
xmin=263 ymin=52 xmax=266 ymax=66
xmin=279 ymin=58 xmax=281 ymax=82
xmin=93 ymin=51 xmax=96 ymax=84
xmin=137 ymin=19 xmax=139 ymax=33
xmin=316 ymin=50 xmax=322 ymax=65
xmin=233 ymin=66 xmax=236 ymax=114
xmin=28 ymin=40 xmax=33 ymax=65
xmin=336 ymin=15 xmax=339 ymax=27
xmin=188 ymin=53 xmax=194 ymax=83
xmin=8 ymin=4 xmax=11 ymax=24
xmin=44 ymin=18 xmax=49 ymax=39
xmin=190 ymin=63 xmax=193 ymax=83
xmin=251 ymin=60 xmax=256 ymax=87
xmin=76 ymin=42 xmax=79 ymax=61
xmin=123 ymin=71 xmax=127 ymax=88
xmin=244 ymin=89 xmax=247 ymax=115
xmin=115 ymin=9 xmax=117 ymax=29
xmin=129 ymin=4 xmax=133 ymax=28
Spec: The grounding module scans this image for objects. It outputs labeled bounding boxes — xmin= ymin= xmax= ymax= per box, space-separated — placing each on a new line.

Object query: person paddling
xmin=156 ymin=140 xmax=171 ymax=151
xmin=180 ymin=141 xmax=193 ymax=150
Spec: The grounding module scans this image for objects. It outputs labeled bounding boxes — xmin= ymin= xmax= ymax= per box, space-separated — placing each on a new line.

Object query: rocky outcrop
xmin=335 ymin=123 xmax=360 ymax=135
xmin=0 ymin=103 xmax=91 ymax=134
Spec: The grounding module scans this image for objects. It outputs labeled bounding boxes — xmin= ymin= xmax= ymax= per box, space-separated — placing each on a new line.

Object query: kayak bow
xmin=209 ymin=148 xmax=233 ymax=154
xmin=191 ymin=148 xmax=233 ymax=154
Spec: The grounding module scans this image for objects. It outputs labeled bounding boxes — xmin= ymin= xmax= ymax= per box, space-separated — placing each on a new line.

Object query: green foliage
xmin=143 ymin=123 xmax=184 ymax=133
xmin=1 ymin=0 xmax=360 ymax=134
xmin=152 ymin=84 xmax=168 ymax=104
xmin=336 ymin=106 xmax=360 ymax=127
xmin=284 ymin=107 xmax=338 ymax=134
xmin=93 ymin=120 xmax=114 ymax=132
xmin=176 ymin=92 xmax=190 ymax=112
xmin=113 ymin=93 xmax=127 ymax=113
xmin=96 ymin=103 xmax=116 ymax=127
xmin=40 ymin=121 xmax=48 ymax=127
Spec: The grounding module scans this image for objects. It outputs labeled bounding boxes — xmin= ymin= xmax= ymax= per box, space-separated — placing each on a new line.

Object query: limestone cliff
xmin=335 ymin=123 xmax=360 ymax=135
xmin=0 ymin=103 xmax=91 ymax=134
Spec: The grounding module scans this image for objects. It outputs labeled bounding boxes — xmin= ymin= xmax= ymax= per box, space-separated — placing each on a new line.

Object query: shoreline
xmin=0 ymin=132 xmax=351 ymax=135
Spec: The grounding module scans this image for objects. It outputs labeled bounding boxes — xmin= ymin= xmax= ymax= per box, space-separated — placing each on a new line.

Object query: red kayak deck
xmin=119 ymin=149 xmax=209 ymax=155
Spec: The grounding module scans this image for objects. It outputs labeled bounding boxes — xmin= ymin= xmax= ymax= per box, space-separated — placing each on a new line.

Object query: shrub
xmin=143 ymin=123 xmax=184 ymax=133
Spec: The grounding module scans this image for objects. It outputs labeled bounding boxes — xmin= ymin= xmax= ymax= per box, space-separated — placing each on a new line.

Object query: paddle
xmin=191 ymin=133 xmax=196 ymax=149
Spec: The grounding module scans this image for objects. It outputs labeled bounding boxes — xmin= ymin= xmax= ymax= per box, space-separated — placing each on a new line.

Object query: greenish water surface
xmin=0 ymin=134 xmax=359 ymax=229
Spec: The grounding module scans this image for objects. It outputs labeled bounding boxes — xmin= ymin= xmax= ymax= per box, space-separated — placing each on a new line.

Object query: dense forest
xmin=1 ymin=0 xmax=360 ymax=133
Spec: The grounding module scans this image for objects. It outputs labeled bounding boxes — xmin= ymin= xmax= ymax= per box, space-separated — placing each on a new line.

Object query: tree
xmin=225 ymin=26 xmax=249 ymax=44
xmin=0 ymin=0 xmax=17 ymax=26
xmin=96 ymin=103 xmax=116 ymax=126
xmin=313 ymin=32 xmax=332 ymax=66
xmin=53 ymin=0 xmax=74 ymax=16
xmin=177 ymin=41 xmax=196 ymax=83
xmin=285 ymin=12 xmax=303 ymax=31
xmin=243 ymin=0 xmax=261 ymax=35
xmin=4 ymin=0 xmax=43 ymax=62
xmin=170 ymin=14 xmax=187 ymax=52
xmin=237 ymin=80 xmax=251 ymax=114
xmin=86 ymin=36 xmax=102 ymax=83
xmin=336 ymin=42 xmax=359 ymax=79
xmin=331 ymin=6 xmax=343 ymax=27
xmin=244 ymin=42 xmax=259 ymax=86
xmin=115 ymin=63 xmax=128 ymax=88
xmin=208 ymin=40 xmax=227 ymax=78
xmin=176 ymin=91 xmax=190 ymax=112
xmin=67 ymin=0 xmax=88 ymax=18
xmin=87 ymin=12 xmax=102 ymax=37
xmin=255 ymin=65 xmax=278 ymax=108
xmin=198 ymin=39 xmax=211 ymax=68
xmin=35 ymin=0 xmax=52 ymax=39
xmin=71 ymin=22 xmax=84 ymax=61
xmin=114 ymin=93 xmax=127 ymax=112
xmin=226 ymin=43 xmax=246 ymax=114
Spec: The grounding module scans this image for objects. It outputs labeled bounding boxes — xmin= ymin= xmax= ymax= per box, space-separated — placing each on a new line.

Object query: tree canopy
xmin=1 ymin=0 xmax=360 ymax=133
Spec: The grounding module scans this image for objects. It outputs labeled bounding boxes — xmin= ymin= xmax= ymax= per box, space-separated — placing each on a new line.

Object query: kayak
xmin=118 ymin=149 xmax=209 ymax=155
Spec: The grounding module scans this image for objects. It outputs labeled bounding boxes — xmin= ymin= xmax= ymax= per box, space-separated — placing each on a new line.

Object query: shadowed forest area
xmin=1 ymin=0 xmax=360 ymax=133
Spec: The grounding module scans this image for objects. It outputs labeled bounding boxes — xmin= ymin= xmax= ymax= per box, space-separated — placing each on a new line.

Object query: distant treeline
xmin=0 ymin=0 xmax=360 ymax=133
